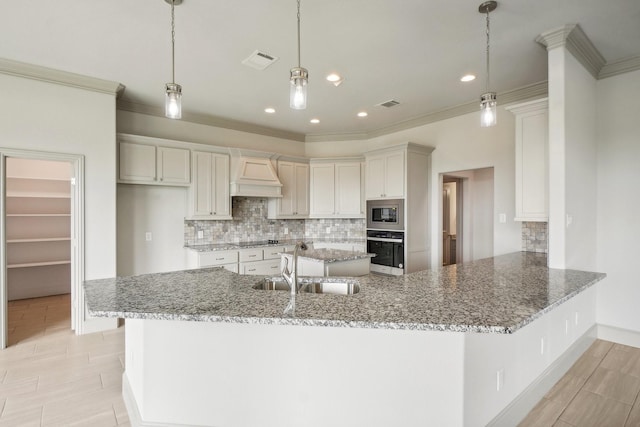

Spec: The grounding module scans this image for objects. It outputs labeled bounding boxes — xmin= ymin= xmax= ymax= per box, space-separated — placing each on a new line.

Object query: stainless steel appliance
xmin=366 ymin=199 xmax=404 ymax=230
xmin=367 ymin=230 xmax=404 ymax=276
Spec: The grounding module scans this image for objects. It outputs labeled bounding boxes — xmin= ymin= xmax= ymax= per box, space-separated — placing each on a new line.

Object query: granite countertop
xmin=84 ymin=252 xmax=605 ymax=334
xmin=281 ymin=248 xmax=375 ymax=263
xmin=184 ymin=238 xmax=366 ymax=252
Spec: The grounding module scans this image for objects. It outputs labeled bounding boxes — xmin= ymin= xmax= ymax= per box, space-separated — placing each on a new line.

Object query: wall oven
xmin=366 ymin=199 xmax=404 ymax=231
xmin=367 ymin=230 xmax=404 ymax=276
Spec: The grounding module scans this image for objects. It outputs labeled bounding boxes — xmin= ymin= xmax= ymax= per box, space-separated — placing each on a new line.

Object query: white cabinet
xmin=240 ymin=259 xmax=281 ymax=275
xmin=506 ymin=99 xmax=548 ymax=222
xmin=189 ymin=151 xmax=231 ymax=220
xmin=267 ymin=161 xmax=309 ymax=219
xmin=118 ymin=141 xmax=190 ymax=186
xmin=365 ymin=150 xmax=405 ymax=199
xmin=309 ymin=160 xmax=364 ymax=218
xmin=187 ymin=246 xmax=288 ymax=276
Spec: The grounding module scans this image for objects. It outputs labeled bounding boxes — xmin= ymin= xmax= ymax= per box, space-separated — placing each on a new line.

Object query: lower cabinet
xmin=240 ymin=259 xmax=281 ymax=275
xmin=187 ymin=246 xmax=293 ymax=275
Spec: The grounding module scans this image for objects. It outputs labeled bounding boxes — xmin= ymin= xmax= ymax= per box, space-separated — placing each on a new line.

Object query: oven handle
xmin=367 ymin=237 xmax=403 ymax=243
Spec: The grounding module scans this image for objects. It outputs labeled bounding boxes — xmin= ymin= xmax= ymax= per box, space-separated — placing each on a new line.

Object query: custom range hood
xmin=229 ymin=149 xmax=283 ymax=198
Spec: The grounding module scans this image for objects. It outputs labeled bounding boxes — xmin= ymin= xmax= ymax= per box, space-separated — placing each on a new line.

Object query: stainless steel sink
xmin=253 ymin=277 xmax=360 ymax=295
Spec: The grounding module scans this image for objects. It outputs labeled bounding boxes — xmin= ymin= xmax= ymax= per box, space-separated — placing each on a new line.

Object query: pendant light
xmin=290 ymin=0 xmax=308 ymax=110
xmin=479 ymin=1 xmax=497 ymax=127
xmin=165 ymin=0 xmax=182 ymax=119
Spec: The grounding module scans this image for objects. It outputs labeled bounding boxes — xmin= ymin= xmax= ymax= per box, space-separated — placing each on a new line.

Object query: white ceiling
xmin=2 ymin=0 xmax=639 ymax=141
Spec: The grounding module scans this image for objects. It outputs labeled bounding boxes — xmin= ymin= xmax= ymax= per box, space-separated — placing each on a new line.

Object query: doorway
xmin=1 ymin=150 xmax=84 ymax=349
xmin=442 ymin=176 xmax=462 ymax=265
xmin=439 ymin=168 xmax=494 ymax=266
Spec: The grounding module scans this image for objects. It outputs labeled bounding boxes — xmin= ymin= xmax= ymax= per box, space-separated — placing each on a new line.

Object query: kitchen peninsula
xmin=84 ymin=253 xmax=605 ymax=427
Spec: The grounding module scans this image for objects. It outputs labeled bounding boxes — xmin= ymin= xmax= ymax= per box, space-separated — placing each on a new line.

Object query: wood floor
xmin=1 ymin=294 xmax=129 ymax=426
xmin=2 ymin=294 xmax=640 ymax=426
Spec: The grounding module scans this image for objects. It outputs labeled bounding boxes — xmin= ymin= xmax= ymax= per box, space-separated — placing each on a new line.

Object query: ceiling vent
xmin=241 ymin=50 xmax=279 ymax=70
xmin=376 ymin=99 xmax=400 ymax=108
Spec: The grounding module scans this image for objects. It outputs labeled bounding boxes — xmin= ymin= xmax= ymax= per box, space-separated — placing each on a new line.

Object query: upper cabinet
xmin=365 ymin=150 xmax=405 ymax=199
xmin=506 ymin=98 xmax=548 ymax=222
xmin=309 ymin=159 xmax=364 ymax=218
xmin=118 ymin=140 xmax=190 ymax=186
xmin=188 ymin=151 xmax=231 ymax=220
xmin=267 ymin=160 xmax=309 ymax=219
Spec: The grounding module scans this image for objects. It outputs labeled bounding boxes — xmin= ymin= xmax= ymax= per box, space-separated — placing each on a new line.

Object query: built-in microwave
xmin=366 ymin=199 xmax=404 ymax=231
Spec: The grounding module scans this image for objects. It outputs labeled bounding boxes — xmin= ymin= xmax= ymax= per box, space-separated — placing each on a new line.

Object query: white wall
xmin=305 ymin=107 xmax=522 ymax=268
xmin=0 ymin=72 xmax=118 ymax=332
xmin=596 ymin=69 xmax=640 ymax=333
xmin=117 ymin=184 xmax=188 ymax=276
xmin=117 ymin=110 xmax=306 ymax=157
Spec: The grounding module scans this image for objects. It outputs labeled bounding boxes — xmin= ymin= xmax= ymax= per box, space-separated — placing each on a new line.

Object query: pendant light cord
xmin=296 ymin=0 xmax=301 ymax=68
xmin=171 ymin=0 xmax=176 ymax=84
xmin=485 ymin=7 xmax=490 ymax=93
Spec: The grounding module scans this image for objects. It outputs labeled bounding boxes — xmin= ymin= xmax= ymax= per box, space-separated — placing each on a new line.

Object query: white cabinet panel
xmin=119 ymin=141 xmax=190 ymax=186
xmin=198 ymin=250 xmax=239 ymax=267
xmin=365 ymin=151 xmax=405 ymax=199
xmin=189 ymin=151 xmax=231 ymax=220
xmin=239 ymin=248 xmax=263 ymax=262
xmin=268 ymin=161 xmax=309 ymax=219
xmin=309 ymin=161 xmax=363 ymax=218
xmin=507 ymin=99 xmax=548 ymax=221
xmin=240 ymin=259 xmax=281 ymax=275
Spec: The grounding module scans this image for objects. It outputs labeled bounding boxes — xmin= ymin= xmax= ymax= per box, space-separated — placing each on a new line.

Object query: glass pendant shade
xmin=290 ymin=67 xmax=308 ymax=110
xmin=480 ymin=92 xmax=497 ymax=127
xmin=165 ymin=83 xmax=182 ymax=119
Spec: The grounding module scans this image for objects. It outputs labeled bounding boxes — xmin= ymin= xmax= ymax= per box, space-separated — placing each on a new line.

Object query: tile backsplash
xmin=522 ymin=221 xmax=548 ymax=253
xmin=184 ymin=197 xmax=366 ymax=245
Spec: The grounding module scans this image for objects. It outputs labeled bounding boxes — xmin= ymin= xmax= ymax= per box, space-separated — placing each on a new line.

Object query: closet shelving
xmin=6 ymin=168 xmax=71 ymax=300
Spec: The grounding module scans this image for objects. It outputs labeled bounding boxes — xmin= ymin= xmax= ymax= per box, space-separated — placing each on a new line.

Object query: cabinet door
xmin=365 ymin=155 xmax=386 ymax=199
xmin=277 ymin=161 xmax=296 ymax=216
xmin=517 ymin=109 xmax=548 ymax=220
xmin=294 ymin=163 xmax=309 ymax=216
xmin=119 ymin=142 xmax=156 ymax=183
xmin=158 ymin=147 xmax=190 ymax=185
xmin=310 ymin=164 xmax=336 ymax=216
xmin=212 ymin=154 xmax=230 ymax=217
xmin=191 ymin=151 xmax=213 ymax=217
xmin=384 ymin=151 xmax=405 ymax=198
xmin=335 ymin=162 xmax=363 ymax=217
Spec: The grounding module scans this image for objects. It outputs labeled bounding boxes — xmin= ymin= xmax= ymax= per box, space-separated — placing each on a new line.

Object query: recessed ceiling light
xmin=460 ymin=74 xmax=476 ymax=82
xmin=310 ymin=118 xmax=320 ymax=124
xmin=357 ymin=111 xmax=368 ymax=117
xmin=326 ymin=73 xmax=344 ymax=86
xmin=264 ymin=107 xmax=276 ymax=114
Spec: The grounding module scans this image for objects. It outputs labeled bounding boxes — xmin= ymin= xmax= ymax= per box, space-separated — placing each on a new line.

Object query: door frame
xmin=0 ymin=148 xmax=84 ymax=349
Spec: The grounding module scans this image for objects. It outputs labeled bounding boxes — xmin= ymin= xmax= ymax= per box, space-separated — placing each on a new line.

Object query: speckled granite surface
xmin=282 ymin=248 xmax=375 ymax=263
xmin=84 ymin=252 xmax=605 ymax=334
xmin=184 ymin=238 xmax=366 ymax=252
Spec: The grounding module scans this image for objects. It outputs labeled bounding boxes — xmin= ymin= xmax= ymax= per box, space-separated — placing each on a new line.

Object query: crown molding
xmin=117 ymin=99 xmax=306 ymax=142
xmin=599 ymin=55 xmax=640 ymax=79
xmin=305 ymin=81 xmax=548 ymax=143
xmin=0 ymin=57 xmax=125 ymax=97
xmin=536 ymin=24 xmax=606 ymax=79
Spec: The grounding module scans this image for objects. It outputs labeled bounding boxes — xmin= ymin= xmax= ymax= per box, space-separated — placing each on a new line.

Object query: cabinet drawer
xmin=198 ymin=250 xmax=238 ymax=267
xmin=263 ymin=247 xmax=284 ymax=260
xmin=240 ymin=259 xmax=281 ymax=275
xmin=239 ymin=248 xmax=264 ymax=262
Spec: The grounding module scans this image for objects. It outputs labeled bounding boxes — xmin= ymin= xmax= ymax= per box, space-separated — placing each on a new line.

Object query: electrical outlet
xmin=540 ymin=337 xmax=545 ymax=355
xmin=145 ymin=232 xmax=152 ymax=241
xmin=565 ymin=319 xmax=569 ymax=335
xmin=326 ymin=226 xmax=331 ymax=233
xmin=197 ymin=230 xmax=204 ymax=239
xmin=499 ymin=213 xmax=507 ymax=223
xmin=575 ymin=311 xmax=579 ymax=326
xmin=284 ymin=227 xmax=289 ymax=235
xmin=496 ymin=369 xmax=504 ymax=391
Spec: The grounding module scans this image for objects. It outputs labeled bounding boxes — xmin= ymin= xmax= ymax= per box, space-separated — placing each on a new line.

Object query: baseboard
xmin=122 ymin=374 xmax=208 ymax=427
xmin=597 ymin=324 xmax=640 ymax=348
xmin=487 ymin=324 xmax=598 ymax=427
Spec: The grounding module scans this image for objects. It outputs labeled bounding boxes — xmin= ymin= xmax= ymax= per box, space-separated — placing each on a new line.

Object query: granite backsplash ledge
xmin=184 ymin=197 xmax=366 ymax=246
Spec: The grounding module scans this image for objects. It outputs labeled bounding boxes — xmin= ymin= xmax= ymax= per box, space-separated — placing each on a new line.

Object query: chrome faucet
xmin=282 ymin=241 xmax=308 ymax=315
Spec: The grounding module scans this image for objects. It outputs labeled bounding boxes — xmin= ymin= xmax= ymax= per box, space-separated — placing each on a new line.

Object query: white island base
xmin=122 ymin=287 xmax=596 ymax=427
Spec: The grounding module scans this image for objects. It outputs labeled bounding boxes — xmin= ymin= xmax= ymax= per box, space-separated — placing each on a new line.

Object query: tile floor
xmin=3 ymin=294 xmax=640 ymax=426
xmin=1 ymin=294 xmax=129 ymax=426
xmin=519 ymin=339 xmax=640 ymax=426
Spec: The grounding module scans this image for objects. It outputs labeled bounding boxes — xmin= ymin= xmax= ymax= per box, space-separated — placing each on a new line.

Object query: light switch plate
xmin=499 ymin=213 xmax=507 ymax=223
xmin=197 ymin=230 xmax=204 ymax=239
xmin=145 ymin=232 xmax=152 ymax=241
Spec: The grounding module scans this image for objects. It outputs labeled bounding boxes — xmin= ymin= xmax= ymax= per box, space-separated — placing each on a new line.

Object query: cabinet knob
xmin=210 ymin=212 xmax=213 ymax=215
